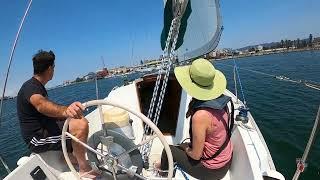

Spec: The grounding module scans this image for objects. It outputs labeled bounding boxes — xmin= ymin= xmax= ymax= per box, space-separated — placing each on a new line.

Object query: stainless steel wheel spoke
xmin=62 ymin=100 xmax=174 ymax=179
xmin=65 ymin=132 xmax=105 ymax=157
xmin=115 ymin=134 xmax=158 ymax=160
xmin=117 ymin=164 xmax=147 ymax=180
xmin=111 ymin=167 xmax=118 ymax=180
xmin=96 ymin=147 xmax=110 ymax=154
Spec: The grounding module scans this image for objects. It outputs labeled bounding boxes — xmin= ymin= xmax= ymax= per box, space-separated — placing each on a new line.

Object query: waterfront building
xmin=96 ymin=68 xmax=109 ymax=79
xmin=256 ymin=45 xmax=263 ymax=51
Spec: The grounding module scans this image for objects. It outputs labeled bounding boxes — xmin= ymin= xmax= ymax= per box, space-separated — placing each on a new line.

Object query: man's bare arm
xmin=29 ymin=94 xmax=84 ymax=119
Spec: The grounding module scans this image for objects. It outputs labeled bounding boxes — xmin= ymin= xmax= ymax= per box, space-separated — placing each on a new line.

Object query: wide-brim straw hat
xmin=174 ymin=58 xmax=226 ymax=100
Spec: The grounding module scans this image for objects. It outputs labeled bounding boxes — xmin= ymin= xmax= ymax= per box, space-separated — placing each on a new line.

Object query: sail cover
xmin=161 ymin=0 xmax=223 ymax=61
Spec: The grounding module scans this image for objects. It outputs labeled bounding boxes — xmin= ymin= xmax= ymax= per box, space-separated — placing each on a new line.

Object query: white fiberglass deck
xmin=4 ymin=80 xmax=284 ymax=180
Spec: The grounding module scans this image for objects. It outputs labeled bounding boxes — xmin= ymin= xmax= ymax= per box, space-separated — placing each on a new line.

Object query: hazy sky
xmin=0 ymin=0 xmax=319 ymax=96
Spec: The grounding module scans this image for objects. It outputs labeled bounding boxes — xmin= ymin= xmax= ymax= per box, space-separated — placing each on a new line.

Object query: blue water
xmin=0 ymin=51 xmax=319 ymax=179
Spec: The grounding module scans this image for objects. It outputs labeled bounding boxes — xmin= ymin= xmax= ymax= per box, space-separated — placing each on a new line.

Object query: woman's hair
xmin=186 ymin=98 xmax=196 ymax=118
xmin=32 ymin=50 xmax=55 ymax=74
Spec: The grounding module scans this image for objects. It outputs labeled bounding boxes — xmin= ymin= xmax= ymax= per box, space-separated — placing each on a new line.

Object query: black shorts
xmin=27 ymin=122 xmax=73 ymax=154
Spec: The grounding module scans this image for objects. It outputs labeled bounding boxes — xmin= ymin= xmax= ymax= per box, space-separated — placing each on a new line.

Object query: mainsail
xmin=161 ymin=0 xmax=223 ymax=61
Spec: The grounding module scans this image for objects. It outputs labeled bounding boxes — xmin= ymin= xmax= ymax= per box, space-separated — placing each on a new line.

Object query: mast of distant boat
xmin=101 ymin=56 xmax=105 ymax=70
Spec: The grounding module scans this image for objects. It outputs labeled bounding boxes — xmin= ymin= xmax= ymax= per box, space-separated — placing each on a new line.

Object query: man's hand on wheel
xmin=64 ymin=102 xmax=85 ymax=119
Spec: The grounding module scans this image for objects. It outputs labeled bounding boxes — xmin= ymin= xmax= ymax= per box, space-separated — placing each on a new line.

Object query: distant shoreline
xmin=48 ymin=48 xmax=320 ymax=91
xmin=0 ymin=96 xmax=15 ymax=101
xmin=214 ymin=47 xmax=320 ymax=61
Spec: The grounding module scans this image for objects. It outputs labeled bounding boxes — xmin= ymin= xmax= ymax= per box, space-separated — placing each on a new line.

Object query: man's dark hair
xmin=32 ymin=50 xmax=55 ymax=74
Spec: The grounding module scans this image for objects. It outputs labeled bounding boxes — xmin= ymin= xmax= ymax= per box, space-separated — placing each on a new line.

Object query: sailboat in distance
xmin=2 ymin=0 xmax=286 ymax=179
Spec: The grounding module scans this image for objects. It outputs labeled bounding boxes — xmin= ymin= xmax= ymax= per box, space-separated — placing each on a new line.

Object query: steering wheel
xmin=61 ymin=99 xmax=174 ymax=180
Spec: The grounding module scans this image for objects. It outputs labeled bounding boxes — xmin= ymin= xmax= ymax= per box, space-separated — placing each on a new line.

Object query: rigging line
xmin=144 ymin=15 xmax=179 ymax=134
xmin=216 ymin=62 xmax=275 ymax=77
xmin=292 ymin=105 xmax=320 ymax=180
xmin=140 ymin=17 xmax=177 ymax=155
xmin=304 ymin=83 xmax=320 ymax=91
xmin=233 ymin=59 xmax=247 ymax=105
xmin=216 ymin=61 xmax=320 ymax=91
xmin=0 ymin=155 xmax=11 ymax=174
xmin=306 ymin=80 xmax=320 ymax=85
xmin=95 ymin=74 xmax=106 ymax=138
xmin=0 ymin=0 xmax=33 ymax=127
xmin=174 ymin=164 xmax=190 ymax=180
xmin=141 ymin=17 xmax=182 ymax=161
xmin=95 ymin=75 xmax=99 ymax=100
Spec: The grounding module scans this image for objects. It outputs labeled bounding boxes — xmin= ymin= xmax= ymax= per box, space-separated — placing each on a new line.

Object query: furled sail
xmin=161 ymin=0 xmax=223 ymax=61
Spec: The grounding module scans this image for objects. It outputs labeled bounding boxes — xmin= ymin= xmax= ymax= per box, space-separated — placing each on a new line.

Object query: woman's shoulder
xmin=192 ymin=108 xmax=213 ymax=123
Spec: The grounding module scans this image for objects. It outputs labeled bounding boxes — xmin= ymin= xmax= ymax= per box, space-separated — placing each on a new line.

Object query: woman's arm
xmin=185 ymin=110 xmax=211 ymax=160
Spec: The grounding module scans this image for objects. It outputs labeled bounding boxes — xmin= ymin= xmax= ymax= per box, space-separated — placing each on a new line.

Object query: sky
xmin=0 ymin=0 xmax=319 ymax=96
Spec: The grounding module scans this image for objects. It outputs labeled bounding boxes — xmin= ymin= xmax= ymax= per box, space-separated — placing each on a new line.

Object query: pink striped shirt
xmin=200 ymin=108 xmax=233 ymax=169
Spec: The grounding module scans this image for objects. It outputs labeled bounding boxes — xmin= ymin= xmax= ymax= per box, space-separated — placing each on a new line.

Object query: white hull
xmin=4 ymin=76 xmax=285 ymax=180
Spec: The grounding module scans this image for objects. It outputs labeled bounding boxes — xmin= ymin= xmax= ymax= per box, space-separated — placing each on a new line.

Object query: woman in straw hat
xmin=157 ymin=58 xmax=233 ymax=179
